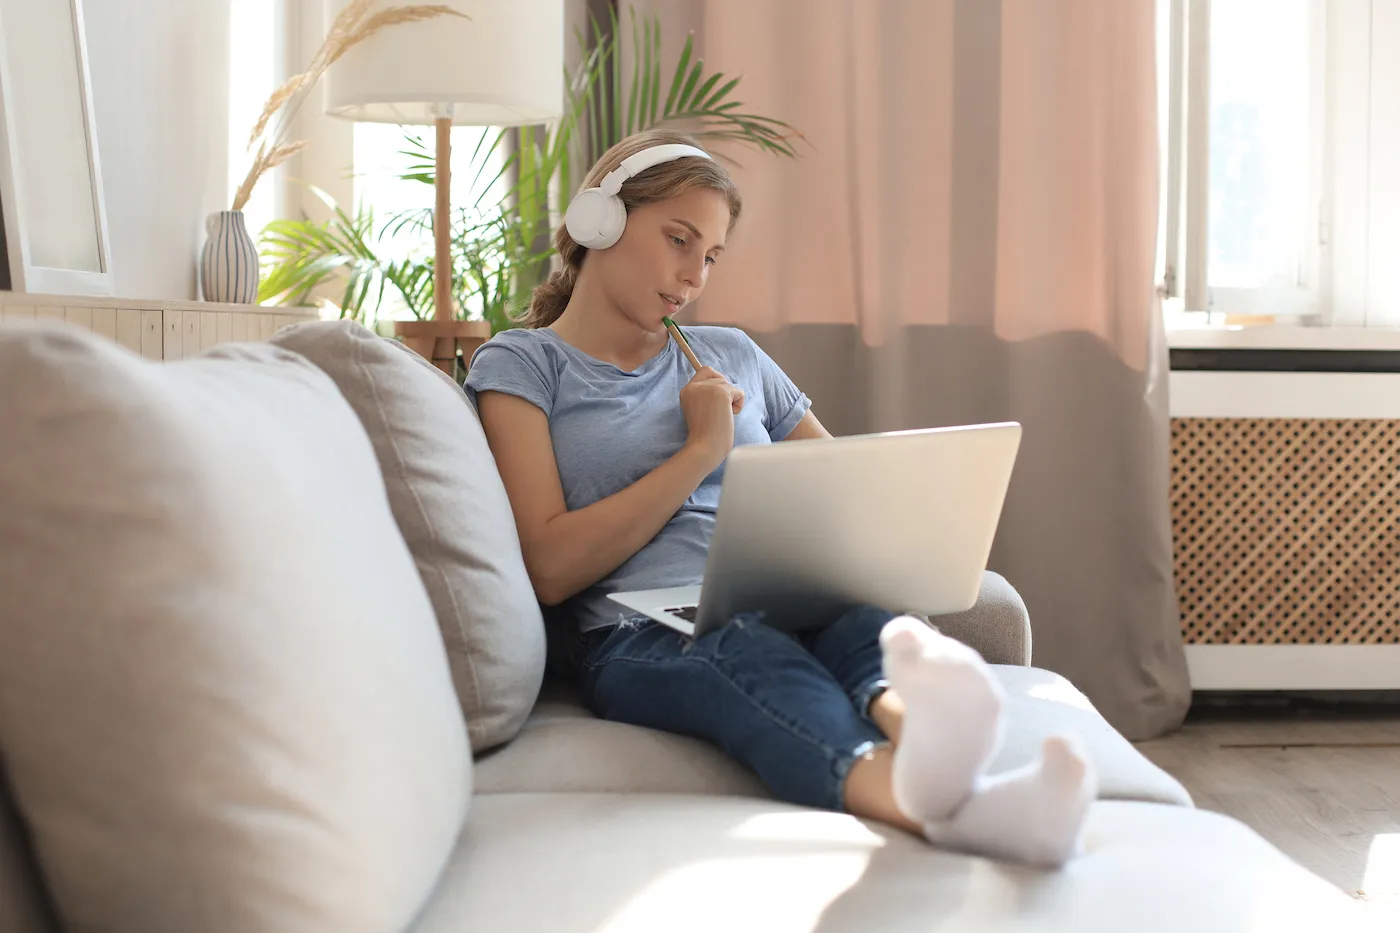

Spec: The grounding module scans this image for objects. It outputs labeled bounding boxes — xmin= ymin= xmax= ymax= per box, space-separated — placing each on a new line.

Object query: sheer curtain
xmin=628 ymin=0 xmax=1189 ymax=738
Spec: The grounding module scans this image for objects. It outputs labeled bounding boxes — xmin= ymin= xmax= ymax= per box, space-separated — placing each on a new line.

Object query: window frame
xmin=1160 ymin=0 xmax=1329 ymax=325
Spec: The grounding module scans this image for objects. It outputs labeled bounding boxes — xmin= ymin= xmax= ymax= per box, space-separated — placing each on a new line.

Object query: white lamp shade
xmin=323 ymin=0 xmax=564 ymax=126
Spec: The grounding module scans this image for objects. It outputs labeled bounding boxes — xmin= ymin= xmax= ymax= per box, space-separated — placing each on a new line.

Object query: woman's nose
xmin=680 ymin=256 xmax=705 ymax=287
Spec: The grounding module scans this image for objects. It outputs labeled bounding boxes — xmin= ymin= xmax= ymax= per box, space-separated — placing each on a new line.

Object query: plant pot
xmin=200 ymin=210 xmax=259 ymax=304
xmin=393 ymin=319 xmax=492 ymax=377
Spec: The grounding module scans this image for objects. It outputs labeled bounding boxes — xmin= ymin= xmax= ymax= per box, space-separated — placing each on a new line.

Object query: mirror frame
xmin=0 ymin=0 xmax=114 ymax=297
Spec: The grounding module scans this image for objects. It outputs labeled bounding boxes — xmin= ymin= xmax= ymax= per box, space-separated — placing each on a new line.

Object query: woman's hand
xmin=680 ymin=366 xmax=745 ymax=469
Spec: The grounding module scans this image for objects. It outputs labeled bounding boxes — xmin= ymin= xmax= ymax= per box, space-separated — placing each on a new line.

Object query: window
xmin=351 ymin=123 xmax=508 ymax=320
xmin=228 ymin=0 xmax=288 ymax=242
xmin=1160 ymin=0 xmax=1400 ymax=329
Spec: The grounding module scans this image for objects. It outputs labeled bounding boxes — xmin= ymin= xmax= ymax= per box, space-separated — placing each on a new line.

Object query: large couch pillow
xmin=272 ymin=320 xmax=545 ymax=751
xmin=0 ymin=324 xmax=471 ymax=933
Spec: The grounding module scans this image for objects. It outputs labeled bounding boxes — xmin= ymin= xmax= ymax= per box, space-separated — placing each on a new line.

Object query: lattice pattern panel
xmin=1172 ymin=418 xmax=1400 ymax=644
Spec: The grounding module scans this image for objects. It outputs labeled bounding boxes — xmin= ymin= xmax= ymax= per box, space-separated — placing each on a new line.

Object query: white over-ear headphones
xmin=564 ymin=143 xmax=712 ymax=250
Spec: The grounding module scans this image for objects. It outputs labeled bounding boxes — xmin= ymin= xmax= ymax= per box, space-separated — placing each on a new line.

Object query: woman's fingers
xmin=689 ymin=366 xmax=726 ymax=383
xmin=687 ymin=366 xmax=744 ymax=413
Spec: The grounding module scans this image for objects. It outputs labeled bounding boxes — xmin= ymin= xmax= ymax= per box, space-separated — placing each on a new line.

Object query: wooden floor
xmin=1135 ymin=705 xmax=1400 ymax=921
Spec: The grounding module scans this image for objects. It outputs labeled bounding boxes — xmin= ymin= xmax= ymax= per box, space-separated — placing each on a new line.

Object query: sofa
xmin=0 ymin=319 xmax=1373 ymax=933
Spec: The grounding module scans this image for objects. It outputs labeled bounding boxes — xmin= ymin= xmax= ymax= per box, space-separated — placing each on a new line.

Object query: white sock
xmin=924 ymin=734 xmax=1098 ymax=869
xmin=879 ymin=615 xmax=1005 ymax=824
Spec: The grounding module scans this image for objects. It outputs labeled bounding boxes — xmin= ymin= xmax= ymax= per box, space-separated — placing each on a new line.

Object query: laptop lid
xmin=693 ymin=422 xmax=1022 ymax=633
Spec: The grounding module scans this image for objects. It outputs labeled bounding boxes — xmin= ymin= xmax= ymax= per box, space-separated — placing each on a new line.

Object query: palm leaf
xmin=646 ymin=16 xmax=662 ymax=127
xmin=625 ymin=5 xmax=641 ymax=136
xmin=610 ymin=4 xmax=623 ymax=144
xmin=663 ymin=33 xmax=694 ymax=116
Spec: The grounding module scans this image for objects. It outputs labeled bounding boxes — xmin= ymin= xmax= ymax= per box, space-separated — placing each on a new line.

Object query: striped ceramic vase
xmin=200 ymin=210 xmax=259 ymax=304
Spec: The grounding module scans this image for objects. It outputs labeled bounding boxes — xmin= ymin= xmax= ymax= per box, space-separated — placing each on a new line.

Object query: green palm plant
xmin=258 ymin=7 xmax=804 ymax=330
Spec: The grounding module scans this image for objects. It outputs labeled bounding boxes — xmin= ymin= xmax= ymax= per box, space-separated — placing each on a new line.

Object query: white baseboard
xmin=1186 ymin=645 xmax=1400 ymax=691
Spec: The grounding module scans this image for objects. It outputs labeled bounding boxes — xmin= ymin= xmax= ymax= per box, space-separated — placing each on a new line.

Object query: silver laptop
xmin=607 ymin=421 xmax=1022 ymax=639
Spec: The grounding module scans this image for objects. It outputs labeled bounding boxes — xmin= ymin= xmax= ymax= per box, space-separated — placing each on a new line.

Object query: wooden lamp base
xmin=393 ymin=319 xmax=491 ymax=376
xmin=388 ymin=116 xmax=493 ymax=379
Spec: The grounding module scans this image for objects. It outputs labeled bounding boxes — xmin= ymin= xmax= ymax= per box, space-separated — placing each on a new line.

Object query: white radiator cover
xmin=1170 ymin=363 xmax=1400 ymax=689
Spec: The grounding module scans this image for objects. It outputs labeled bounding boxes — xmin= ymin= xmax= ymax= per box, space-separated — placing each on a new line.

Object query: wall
xmin=82 ymin=0 xmax=231 ymax=300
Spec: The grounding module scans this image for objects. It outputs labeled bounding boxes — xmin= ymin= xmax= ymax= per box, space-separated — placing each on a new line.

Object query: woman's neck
xmin=548 ymin=269 xmax=669 ymax=370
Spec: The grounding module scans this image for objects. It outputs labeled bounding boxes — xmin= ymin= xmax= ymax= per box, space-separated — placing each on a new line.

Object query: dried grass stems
xmin=232 ymin=0 xmax=468 ymax=211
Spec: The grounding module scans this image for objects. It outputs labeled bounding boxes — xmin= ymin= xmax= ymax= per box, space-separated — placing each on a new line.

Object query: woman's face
xmin=592 ymin=186 xmax=731 ymax=332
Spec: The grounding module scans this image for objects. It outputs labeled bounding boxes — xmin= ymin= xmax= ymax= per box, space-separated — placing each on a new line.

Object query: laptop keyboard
xmin=663 ymin=605 xmax=700 ymax=622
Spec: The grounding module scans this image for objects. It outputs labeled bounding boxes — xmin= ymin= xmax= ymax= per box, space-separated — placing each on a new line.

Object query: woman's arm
xmin=476 ymin=390 xmax=720 ymax=606
xmin=782 ymin=410 xmax=833 ymax=441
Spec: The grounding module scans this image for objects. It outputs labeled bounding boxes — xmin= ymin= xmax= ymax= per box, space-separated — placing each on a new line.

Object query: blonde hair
xmin=519 ymin=129 xmax=742 ymax=329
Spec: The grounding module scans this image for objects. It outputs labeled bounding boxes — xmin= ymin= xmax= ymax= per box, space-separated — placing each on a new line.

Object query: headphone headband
xmin=565 ymin=143 xmax=714 ymax=250
xmin=599 ymin=144 xmax=712 ymax=195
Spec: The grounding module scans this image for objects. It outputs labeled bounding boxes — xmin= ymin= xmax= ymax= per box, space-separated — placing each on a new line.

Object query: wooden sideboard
xmin=0 ymin=294 xmax=318 ymax=360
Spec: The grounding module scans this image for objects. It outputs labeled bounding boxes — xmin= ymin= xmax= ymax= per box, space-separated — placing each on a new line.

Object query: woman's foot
xmin=879 ymin=615 xmax=1005 ymax=824
xmin=925 ymin=734 xmax=1098 ymax=869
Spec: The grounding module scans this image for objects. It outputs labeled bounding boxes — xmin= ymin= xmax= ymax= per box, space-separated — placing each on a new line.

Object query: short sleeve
xmin=464 ymin=333 xmax=558 ymax=416
xmin=747 ymin=335 xmax=811 ymax=441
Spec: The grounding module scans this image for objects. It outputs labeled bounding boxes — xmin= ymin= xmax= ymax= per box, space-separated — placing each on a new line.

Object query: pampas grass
xmin=232 ymin=0 xmax=468 ymax=211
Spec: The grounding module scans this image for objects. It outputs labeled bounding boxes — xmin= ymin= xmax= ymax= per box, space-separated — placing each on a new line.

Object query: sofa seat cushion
xmin=0 ymin=325 xmax=471 ymax=933
xmin=411 ymin=794 xmax=1366 ymax=933
xmin=474 ymin=712 xmax=770 ymax=798
xmin=474 ymin=668 xmax=1192 ymax=808
xmin=271 ymin=321 xmax=544 ymax=752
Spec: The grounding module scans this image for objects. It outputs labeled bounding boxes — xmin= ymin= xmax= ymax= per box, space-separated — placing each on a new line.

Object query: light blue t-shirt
xmin=465 ymin=325 xmax=811 ymax=632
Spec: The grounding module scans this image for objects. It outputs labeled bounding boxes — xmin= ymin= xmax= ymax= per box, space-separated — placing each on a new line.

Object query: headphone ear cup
xmin=564 ymin=188 xmax=627 ymax=250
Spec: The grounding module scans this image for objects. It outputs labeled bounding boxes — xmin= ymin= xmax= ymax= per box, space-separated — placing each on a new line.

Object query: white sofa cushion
xmin=410 ymin=794 xmax=1365 ymax=933
xmin=990 ymin=666 xmax=1192 ymax=806
xmin=475 ymin=668 xmax=1193 ymax=807
xmin=0 ymin=325 xmax=471 ymax=933
xmin=272 ymin=320 xmax=544 ymax=752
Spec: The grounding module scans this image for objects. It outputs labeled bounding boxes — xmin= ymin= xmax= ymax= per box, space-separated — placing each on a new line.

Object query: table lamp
xmin=323 ymin=0 xmax=564 ymax=373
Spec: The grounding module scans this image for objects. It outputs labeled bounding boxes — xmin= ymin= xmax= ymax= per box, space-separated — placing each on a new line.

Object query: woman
xmin=466 ymin=129 xmax=1095 ymax=868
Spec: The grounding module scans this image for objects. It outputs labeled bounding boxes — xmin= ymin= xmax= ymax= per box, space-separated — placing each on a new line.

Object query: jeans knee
xmin=685 ymin=611 xmax=783 ymax=661
xmin=829 ymin=604 xmax=898 ymax=639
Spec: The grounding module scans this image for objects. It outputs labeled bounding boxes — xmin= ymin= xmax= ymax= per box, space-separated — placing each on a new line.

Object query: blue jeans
xmin=578 ymin=605 xmax=897 ymax=812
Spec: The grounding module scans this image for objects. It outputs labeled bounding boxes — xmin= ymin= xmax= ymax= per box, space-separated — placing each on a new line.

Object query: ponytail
xmin=522 ymin=266 xmax=577 ymax=329
xmin=516 ymin=223 xmax=585 ymax=329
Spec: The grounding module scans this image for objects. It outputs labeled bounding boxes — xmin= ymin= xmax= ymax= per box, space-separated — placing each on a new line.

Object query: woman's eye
xmin=704 ymin=256 xmax=717 ymax=266
xmin=670 ymin=235 xmax=687 ymax=247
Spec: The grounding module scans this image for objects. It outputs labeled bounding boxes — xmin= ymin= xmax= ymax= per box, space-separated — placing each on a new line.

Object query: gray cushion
xmin=0 ymin=324 xmax=471 ymax=933
xmin=410 ymin=794 xmax=1364 ymax=933
xmin=926 ymin=570 xmax=1033 ymax=666
xmin=0 ymin=771 xmax=55 ymax=933
xmin=272 ymin=320 xmax=544 ymax=752
xmin=476 ymin=668 xmax=1192 ymax=807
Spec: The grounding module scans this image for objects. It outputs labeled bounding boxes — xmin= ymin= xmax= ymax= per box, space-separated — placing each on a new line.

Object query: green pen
xmin=663 ymin=316 xmax=703 ymax=371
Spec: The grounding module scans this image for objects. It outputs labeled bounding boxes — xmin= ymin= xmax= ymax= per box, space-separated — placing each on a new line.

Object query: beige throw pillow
xmin=0 ymin=324 xmax=471 ymax=933
xmin=272 ymin=321 xmax=545 ymax=752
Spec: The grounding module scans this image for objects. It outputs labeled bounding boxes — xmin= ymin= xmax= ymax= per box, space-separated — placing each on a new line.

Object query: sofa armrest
xmin=923 ymin=571 xmax=1032 ymax=666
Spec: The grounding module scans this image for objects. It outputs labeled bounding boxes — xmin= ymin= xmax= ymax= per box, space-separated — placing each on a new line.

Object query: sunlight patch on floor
xmin=1359 ymin=833 xmax=1400 ymax=917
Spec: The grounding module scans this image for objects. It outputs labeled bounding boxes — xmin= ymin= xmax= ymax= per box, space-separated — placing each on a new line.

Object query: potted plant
xmin=257 ymin=8 xmax=804 ymax=375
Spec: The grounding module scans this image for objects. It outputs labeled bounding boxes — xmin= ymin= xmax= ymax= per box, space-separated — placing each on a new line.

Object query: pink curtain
xmin=629 ymin=0 xmax=1189 ymax=739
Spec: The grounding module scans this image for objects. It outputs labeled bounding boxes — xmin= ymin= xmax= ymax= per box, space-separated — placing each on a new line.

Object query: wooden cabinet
xmin=0 ymin=296 xmax=315 ymax=360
